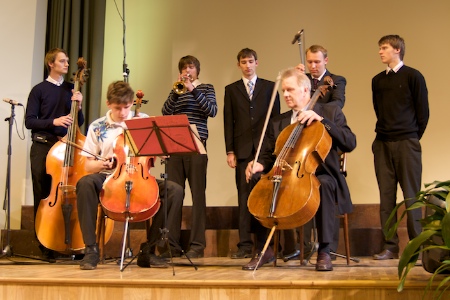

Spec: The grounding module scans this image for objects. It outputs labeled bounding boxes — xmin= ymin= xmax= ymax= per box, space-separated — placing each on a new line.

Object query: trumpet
xmin=173 ymin=74 xmax=193 ymax=95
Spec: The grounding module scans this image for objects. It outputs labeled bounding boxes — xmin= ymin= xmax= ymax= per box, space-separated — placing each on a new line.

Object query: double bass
xmin=35 ymin=58 xmax=113 ymax=253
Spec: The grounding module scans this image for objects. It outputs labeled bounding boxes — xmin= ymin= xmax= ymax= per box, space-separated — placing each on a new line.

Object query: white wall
xmin=102 ymin=0 xmax=450 ymax=207
xmin=1 ymin=0 xmax=449 ymax=230
xmin=0 ymin=0 xmax=47 ymax=229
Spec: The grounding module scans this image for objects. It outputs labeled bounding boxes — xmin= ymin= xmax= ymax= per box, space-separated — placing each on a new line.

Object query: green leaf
xmin=392 ymin=180 xmax=450 ymax=298
xmin=385 ymin=201 xmax=407 ymax=239
xmin=430 ymin=180 xmax=450 ymax=189
xmin=446 ymin=192 xmax=450 ymax=214
xmin=431 ymin=265 xmax=450 ymax=300
xmin=442 ymin=213 xmax=450 ymax=248
xmin=398 ymin=230 xmax=437 ymax=278
xmin=397 ymin=261 xmax=416 ymax=292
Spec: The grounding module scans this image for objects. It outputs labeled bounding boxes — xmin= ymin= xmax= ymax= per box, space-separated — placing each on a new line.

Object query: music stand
xmin=122 ymin=114 xmax=203 ymax=271
xmin=125 ymin=114 xmax=205 ymax=157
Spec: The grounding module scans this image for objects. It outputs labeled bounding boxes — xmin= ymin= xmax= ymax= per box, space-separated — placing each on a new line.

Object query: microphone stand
xmin=122 ymin=0 xmax=130 ymax=83
xmin=292 ymin=29 xmax=305 ymax=65
xmin=119 ymin=0 xmax=133 ymax=262
xmin=0 ymin=103 xmax=15 ymax=258
xmin=0 ymin=104 xmax=51 ymax=263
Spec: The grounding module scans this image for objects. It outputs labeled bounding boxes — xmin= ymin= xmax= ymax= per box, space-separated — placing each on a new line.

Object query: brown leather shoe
xmin=242 ymin=247 xmax=275 ymax=270
xmin=373 ymin=249 xmax=399 ymax=260
xmin=315 ymin=252 xmax=333 ymax=271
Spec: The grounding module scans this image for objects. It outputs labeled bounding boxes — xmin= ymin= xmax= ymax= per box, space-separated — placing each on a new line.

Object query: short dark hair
xmin=237 ymin=48 xmax=258 ymax=62
xmin=178 ymin=55 xmax=200 ymax=76
xmin=306 ymin=45 xmax=328 ymax=59
xmin=106 ymin=81 xmax=135 ymax=105
xmin=378 ymin=35 xmax=405 ymax=60
xmin=45 ymin=48 xmax=68 ymax=73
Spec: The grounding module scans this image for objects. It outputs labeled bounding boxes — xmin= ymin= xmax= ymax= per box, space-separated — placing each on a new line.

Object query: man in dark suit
xmin=296 ymin=44 xmax=346 ymax=108
xmin=224 ymin=48 xmax=280 ymax=259
xmin=284 ymin=45 xmax=347 ymax=262
xmin=242 ymin=68 xmax=356 ymax=271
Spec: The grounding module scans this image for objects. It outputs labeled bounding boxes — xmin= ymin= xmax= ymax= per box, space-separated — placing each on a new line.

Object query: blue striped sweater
xmin=162 ymin=83 xmax=217 ymax=141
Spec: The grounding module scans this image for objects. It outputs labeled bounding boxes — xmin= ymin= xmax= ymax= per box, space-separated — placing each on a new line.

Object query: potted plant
xmin=385 ymin=180 xmax=450 ymax=300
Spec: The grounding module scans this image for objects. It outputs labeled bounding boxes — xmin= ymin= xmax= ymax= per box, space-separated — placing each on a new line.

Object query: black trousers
xmin=373 ymin=138 xmax=422 ymax=253
xmin=166 ymin=154 xmax=208 ymax=251
xmin=235 ymin=156 xmax=254 ymax=251
xmin=283 ymin=211 xmax=340 ymax=254
xmin=30 ymin=141 xmax=54 ymax=219
xmin=76 ymin=173 xmax=183 ymax=248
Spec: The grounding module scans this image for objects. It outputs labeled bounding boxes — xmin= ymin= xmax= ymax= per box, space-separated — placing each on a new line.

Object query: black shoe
xmin=184 ymin=248 xmax=204 ymax=259
xmin=159 ymin=248 xmax=182 ymax=259
xmin=80 ymin=244 xmax=100 ymax=270
xmin=137 ymin=242 xmax=168 ymax=268
xmin=231 ymin=248 xmax=252 ymax=259
xmin=39 ymin=244 xmax=56 ymax=262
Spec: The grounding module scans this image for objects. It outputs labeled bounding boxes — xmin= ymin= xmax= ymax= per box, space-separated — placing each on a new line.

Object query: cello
xmin=99 ymin=90 xmax=160 ymax=270
xmin=99 ymin=90 xmax=160 ymax=222
xmin=247 ymin=82 xmax=333 ymax=231
xmin=35 ymin=58 xmax=113 ymax=253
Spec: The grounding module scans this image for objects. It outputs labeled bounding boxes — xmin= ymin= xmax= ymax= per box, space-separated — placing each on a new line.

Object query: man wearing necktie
xmin=296 ymin=45 xmax=346 ymax=109
xmin=224 ymin=48 xmax=280 ymax=259
xmin=284 ymin=45 xmax=347 ymax=262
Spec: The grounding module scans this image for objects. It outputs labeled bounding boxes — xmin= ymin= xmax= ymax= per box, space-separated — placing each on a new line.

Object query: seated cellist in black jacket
xmin=243 ymin=67 xmax=356 ymax=271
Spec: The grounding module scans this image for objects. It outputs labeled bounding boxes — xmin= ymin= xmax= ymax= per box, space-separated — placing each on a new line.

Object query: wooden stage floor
xmin=0 ymin=255 xmax=447 ymax=300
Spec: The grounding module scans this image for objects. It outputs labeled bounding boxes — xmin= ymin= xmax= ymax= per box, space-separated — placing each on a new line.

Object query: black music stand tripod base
xmin=121 ymin=115 xmax=202 ymax=272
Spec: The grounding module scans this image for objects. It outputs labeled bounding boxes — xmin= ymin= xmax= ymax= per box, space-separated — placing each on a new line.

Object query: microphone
xmin=291 ymin=29 xmax=304 ymax=44
xmin=3 ymin=98 xmax=23 ymax=106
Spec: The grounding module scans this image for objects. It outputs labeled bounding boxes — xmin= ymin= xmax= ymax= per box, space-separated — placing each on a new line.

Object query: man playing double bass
xmin=25 ymin=48 xmax=84 ymax=260
xmin=243 ymin=68 xmax=356 ymax=271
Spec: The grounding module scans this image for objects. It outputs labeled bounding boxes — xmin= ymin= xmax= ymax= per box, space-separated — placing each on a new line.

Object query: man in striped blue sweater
xmin=162 ymin=55 xmax=217 ymax=259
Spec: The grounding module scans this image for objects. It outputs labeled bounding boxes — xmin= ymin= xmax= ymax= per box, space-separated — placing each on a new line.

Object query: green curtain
xmin=46 ymin=0 xmax=106 ymax=131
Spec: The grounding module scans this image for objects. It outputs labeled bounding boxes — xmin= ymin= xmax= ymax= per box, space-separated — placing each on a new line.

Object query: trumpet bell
xmin=173 ymin=81 xmax=187 ymax=95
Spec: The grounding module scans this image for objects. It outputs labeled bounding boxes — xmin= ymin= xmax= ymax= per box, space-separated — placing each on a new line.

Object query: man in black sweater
xmin=372 ymin=35 xmax=429 ymax=260
xmin=25 ymin=48 xmax=84 ymax=260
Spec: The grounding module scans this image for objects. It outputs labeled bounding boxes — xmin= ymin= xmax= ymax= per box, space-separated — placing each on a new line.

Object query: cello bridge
xmin=280 ymin=159 xmax=293 ymax=171
xmin=272 ymin=175 xmax=282 ymax=183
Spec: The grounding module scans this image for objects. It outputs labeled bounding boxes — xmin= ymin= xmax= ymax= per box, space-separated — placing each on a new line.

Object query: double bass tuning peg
xmin=71 ymin=69 xmax=90 ymax=81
